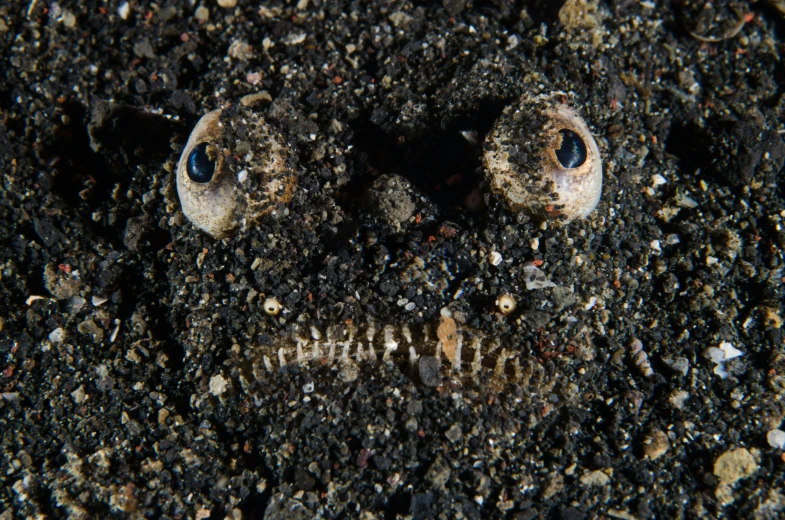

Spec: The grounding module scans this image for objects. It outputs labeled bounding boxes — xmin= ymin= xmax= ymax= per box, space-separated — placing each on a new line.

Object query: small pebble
xmin=445 ymin=424 xmax=462 ymax=444
xmin=419 ymin=356 xmax=441 ymax=387
xmin=209 ymin=374 xmax=229 ymax=396
xmin=669 ymin=390 xmax=689 ymax=409
xmin=642 ymin=430 xmax=669 ymax=460
xmin=713 ymin=447 xmax=758 ymax=485
xmin=767 ymin=429 xmax=785 ymax=450
xmin=118 ymin=2 xmax=130 ymax=20
xmin=579 ymin=470 xmax=610 ymax=487
xmin=195 ymin=6 xmax=210 ymax=22
xmin=217 ymin=0 xmax=237 ymax=8
xmin=48 ymin=327 xmax=65 ymax=343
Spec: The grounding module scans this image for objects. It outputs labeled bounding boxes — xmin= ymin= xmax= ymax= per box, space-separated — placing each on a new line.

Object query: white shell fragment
xmin=523 ymin=264 xmax=556 ymax=290
xmin=704 ymin=342 xmax=744 ymax=379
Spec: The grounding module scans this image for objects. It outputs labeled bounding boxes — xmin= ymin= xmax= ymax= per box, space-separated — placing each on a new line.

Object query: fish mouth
xmin=234 ymin=318 xmax=529 ymax=386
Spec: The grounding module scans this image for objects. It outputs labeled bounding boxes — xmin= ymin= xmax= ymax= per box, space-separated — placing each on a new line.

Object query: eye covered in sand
xmin=178 ymin=92 xmax=602 ymax=237
xmin=483 ymin=92 xmax=603 ymax=221
xmin=176 ymin=106 xmax=298 ymax=238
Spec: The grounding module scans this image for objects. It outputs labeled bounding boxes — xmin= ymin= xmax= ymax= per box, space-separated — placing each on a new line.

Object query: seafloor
xmin=1 ymin=0 xmax=784 ymax=518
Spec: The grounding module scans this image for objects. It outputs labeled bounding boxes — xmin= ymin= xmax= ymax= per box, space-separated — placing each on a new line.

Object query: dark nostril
xmin=555 ymin=129 xmax=587 ymax=169
xmin=187 ymin=142 xmax=216 ymax=183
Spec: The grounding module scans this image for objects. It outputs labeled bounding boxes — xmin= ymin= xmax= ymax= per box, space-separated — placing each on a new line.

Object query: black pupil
xmin=186 ymin=142 xmax=216 ymax=183
xmin=555 ymin=129 xmax=587 ymax=169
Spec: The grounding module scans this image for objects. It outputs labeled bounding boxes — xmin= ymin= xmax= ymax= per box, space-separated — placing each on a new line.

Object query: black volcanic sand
xmin=2 ymin=0 xmax=785 ymax=518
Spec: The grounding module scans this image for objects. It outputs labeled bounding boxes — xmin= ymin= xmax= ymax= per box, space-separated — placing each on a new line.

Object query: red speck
xmin=58 ymin=264 xmax=72 ymax=273
xmin=744 ymin=12 xmax=754 ymax=23
xmin=356 ymin=448 xmax=372 ymax=468
xmin=333 ymin=76 xmax=342 ymax=85
xmin=414 ymin=214 xmax=422 ymax=224
xmin=427 ymin=235 xmax=436 ymax=242
xmin=150 ymin=73 xmax=158 ymax=81
xmin=2 ymin=365 xmax=14 ymax=378
xmin=307 ymin=293 xmax=313 ymax=302
xmin=610 ymin=97 xmax=618 ymax=110
xmin=439 ymin=224 xmax=457 ymax=238
xmin=417 ymin=429 xmax=426 ymax=438
xmin=180 ymin=33 xmax=190 ymax=43
xmin=98 ymin=7 xmax=107 ymax=15
xmin=144 ymin=11 xmax=153 ymax=21
xmin=532 ymin=259 xmax=544 ymax=267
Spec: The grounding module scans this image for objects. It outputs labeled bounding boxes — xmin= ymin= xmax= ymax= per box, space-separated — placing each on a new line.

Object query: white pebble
xmin=719 ymin=341 xmax=743 ymax=360
xmin=767 ymin=429 xmax=785 ymax=449
xmin=651 ymin=174 xmax=667 ymax=186
xmin=703 ymin=347 xmax=726 ymax=364
xmin=118 ymin=2 xmax=130 ymax=20
xmin=669 ymin=390 xmax=689 ymax=409
xmin=209 ymin=374 xmax=229 ymax=396
xmin=49 ymin=327 xmax=65 ymax=343
xmin=489 ymin=251 xmax=502 ymax=266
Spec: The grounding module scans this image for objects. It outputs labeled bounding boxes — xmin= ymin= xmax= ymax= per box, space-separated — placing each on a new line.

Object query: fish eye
xmin=186 ymin=142 xmax=216 ymax=183
xmin=555 ymin=129 xmax=587 ymax=170
xmin=483 ymin=92 xmax=603 ymax=221
xmin=176 ymin=107 xmax=298 ymax=238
